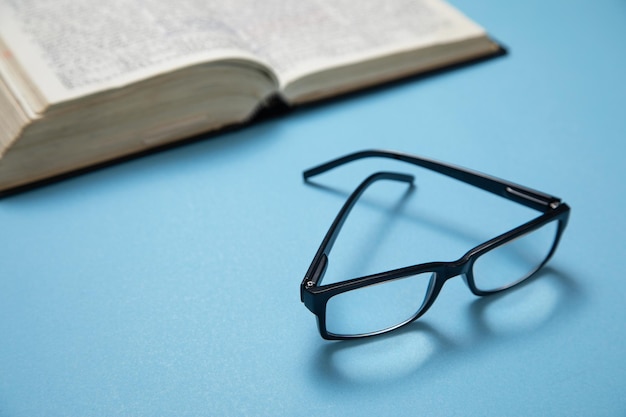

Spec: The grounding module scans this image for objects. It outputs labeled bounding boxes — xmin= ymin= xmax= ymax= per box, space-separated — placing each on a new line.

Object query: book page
xmin=0 ymin=0 xmax=275 ymax=107
xmin=213 ymin=0 xmax=487 ymax=87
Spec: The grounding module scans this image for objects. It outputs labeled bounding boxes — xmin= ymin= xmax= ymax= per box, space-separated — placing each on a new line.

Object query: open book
xmin=0 ymin=0 xmax=501 ymax=194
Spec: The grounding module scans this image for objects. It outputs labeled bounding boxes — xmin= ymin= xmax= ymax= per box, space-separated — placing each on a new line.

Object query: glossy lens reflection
xmin=472 ymin=220 xmax=559 ymax=292
xmin=325 ymin=272 xmax=434 ymax=337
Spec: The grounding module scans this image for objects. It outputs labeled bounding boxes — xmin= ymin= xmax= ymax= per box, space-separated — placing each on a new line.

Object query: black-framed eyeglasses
xmin=300 ymin=150 xmax=570 ymax=340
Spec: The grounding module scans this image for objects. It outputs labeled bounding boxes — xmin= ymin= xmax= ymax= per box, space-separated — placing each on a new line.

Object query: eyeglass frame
xmin=300 ymin=149 xmax=571 ymax=340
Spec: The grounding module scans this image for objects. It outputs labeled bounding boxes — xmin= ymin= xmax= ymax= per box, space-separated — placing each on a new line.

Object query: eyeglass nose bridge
xmin=417 ymin=260 xmax=474 ymax=320
xmin=436 ymin=257 xmax=474 ymax=284
xmin=420 ymin=259 xmax=473 ymax=305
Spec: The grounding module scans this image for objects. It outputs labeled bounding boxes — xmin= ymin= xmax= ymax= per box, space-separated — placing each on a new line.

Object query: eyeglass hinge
xmin=505 ymin=186 xmax=561 ymax=211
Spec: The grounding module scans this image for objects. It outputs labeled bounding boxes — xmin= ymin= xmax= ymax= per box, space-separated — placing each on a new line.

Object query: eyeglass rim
xmin=317 ymin=210 xmax=569 ymax=339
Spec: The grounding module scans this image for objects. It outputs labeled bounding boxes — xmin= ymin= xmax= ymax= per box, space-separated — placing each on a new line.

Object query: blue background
xmin=1 ymin=0 xmax=625 ymax=415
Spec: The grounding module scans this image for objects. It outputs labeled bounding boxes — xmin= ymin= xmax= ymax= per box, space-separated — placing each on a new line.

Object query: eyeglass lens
xmin=471 ymin=220 xmax=559 ymax=292
xmin=324 ymin=272 xmax=435 ymax=337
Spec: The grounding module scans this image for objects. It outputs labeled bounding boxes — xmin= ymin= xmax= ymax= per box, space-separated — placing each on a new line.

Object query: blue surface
xmin=1 ymin=0 xmax=626 ymax=415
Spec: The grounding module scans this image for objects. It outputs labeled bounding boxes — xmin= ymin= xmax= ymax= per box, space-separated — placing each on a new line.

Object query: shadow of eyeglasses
xmin=309 ymin=266 xmax=582 ymax=388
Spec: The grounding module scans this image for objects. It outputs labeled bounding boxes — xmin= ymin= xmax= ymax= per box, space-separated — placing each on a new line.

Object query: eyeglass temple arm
xmin=303 ymin=149 xmax=561 ymax=212
xmin=301 ymin=171 xmax=414 ymax=294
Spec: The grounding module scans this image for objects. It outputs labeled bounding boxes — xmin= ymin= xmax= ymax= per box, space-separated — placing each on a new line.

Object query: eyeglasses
xmin=300 ymin=150 xmax=570 ymax=340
